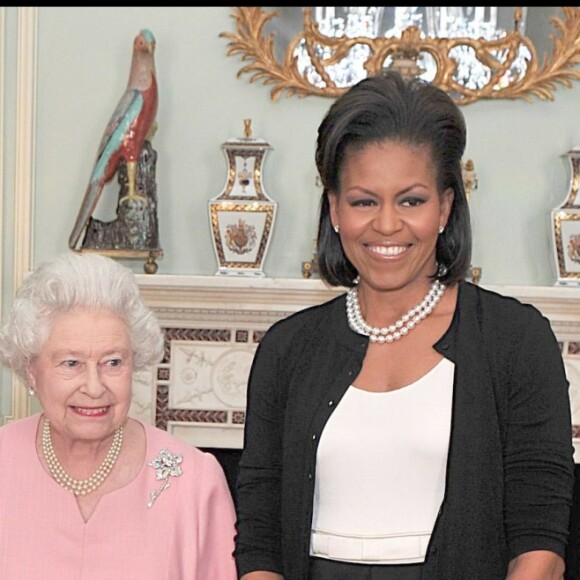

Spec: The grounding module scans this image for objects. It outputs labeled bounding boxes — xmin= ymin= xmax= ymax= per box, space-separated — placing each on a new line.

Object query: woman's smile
xmin=70 ymin=406 xmax=110 ymax=417
xmin=366 ymin=244 xmax=409 ymax=258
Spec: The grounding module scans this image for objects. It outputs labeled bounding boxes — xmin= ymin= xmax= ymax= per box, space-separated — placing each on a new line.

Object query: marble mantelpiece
xmin=132 ymin=276 xmax=580 ymax=460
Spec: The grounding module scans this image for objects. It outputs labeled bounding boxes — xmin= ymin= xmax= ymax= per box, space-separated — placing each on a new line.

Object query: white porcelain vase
xmin=208 ymin=121 xmax=277 ymax=277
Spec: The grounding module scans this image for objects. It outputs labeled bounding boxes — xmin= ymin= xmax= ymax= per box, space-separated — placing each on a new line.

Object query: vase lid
xmin=222 ymin=118 xmax=272 ymax=149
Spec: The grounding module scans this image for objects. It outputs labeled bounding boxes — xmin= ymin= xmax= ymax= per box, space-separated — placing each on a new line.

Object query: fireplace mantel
xmin=133 ymin=275 xmax=580 ymax=459
xmin=135 ymin=274 xmax=345 ymax=323
xmin=135 ymin=275 xmax=580 ymax=318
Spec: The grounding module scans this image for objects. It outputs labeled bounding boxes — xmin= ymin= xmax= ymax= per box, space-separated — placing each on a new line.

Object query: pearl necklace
xmin=41 ymin=417 xmax=124 ymax=496
xmin=346 ymin=280 xmax=446 ymax=344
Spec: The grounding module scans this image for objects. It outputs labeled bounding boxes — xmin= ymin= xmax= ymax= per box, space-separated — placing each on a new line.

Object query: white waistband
xmin=310 ymin=530 xmax=430 ymax=564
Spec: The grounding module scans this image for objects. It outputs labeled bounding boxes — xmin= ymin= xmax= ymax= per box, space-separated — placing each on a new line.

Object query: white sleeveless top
xmin=310 ymin=357 xmax=454 ymax=564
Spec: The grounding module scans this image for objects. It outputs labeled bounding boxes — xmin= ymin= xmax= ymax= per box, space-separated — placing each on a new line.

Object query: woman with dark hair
xmin=234 ymin=72 xmax=574 ymax=580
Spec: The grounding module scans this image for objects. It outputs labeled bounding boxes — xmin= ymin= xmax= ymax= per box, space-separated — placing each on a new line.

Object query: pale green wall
xmin=24 ymin=7 xmax=580 ymax=284
xmin=1 ymin=6 xmax=580 ymax=418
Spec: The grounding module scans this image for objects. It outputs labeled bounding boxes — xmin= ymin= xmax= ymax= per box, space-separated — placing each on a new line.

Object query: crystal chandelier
xmin=293 ymin=6 xmax=531 ymax=92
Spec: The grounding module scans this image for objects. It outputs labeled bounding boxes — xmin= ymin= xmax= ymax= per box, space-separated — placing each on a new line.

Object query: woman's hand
xmin=506 ymin=550 xmax=565 ymax=579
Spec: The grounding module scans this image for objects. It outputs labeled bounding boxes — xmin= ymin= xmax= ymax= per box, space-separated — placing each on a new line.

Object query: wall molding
xmin=0 ymin=7 xmax=5 ymax=368
xmin=8 ymin=7 xmax=37 ymax=423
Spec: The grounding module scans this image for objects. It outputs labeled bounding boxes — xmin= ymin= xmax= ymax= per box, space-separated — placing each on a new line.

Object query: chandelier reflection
xmin=295 ymin=7 xmax=531 ymax=93
xmin=221 ymin=7 xmax=580 ymax=104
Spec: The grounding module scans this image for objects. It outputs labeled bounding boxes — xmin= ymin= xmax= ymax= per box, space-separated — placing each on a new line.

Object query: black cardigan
xmin=234 ymin=282 xmax=575 ymax=579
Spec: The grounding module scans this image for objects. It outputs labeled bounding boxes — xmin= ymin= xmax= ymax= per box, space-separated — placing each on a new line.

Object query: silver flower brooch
xmin=147 ymin=448 xmax=183 ymax=508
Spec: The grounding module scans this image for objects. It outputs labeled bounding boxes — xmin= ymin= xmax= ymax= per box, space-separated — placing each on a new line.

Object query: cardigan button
xmin=312 ymin=434 xmax=317 ymax=440
xmin=328 ymin=400 xmax=334 ymax=407
xmin=308 ymin=473 xmax=313 ymax=480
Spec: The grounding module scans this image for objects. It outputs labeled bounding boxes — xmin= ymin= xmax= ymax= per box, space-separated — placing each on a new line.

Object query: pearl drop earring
xmin=27 ymin=388 xmax=35 ymax=397
xmin=438 ymin=225 xmax=445 ymax=234
xmin=334 ymin=224 xmax=340 ymax=234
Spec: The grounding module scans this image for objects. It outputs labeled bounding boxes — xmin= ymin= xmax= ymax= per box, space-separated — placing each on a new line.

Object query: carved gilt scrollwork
xmin=220 ymin=6 xmax=580 ymax=105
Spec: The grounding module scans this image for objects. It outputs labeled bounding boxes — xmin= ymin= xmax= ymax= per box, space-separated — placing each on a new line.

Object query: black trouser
xmin=309 ymin=557 xmax=423 ymax=580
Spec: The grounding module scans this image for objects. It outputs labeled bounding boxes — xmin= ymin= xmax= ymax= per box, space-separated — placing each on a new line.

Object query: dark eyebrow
xmin=345 ymin=183 xmax=431 ymax=197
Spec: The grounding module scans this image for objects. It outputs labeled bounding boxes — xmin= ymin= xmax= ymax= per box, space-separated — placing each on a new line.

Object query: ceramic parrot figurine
xmin=69 ymin=28 xmax=158 ymax=250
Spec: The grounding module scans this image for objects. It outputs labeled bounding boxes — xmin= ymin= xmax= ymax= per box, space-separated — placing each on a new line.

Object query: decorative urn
xmin=551 ymin=147 xmax=580 ymax=285
xmin=208 ymin=120 xmax=277 ymax=276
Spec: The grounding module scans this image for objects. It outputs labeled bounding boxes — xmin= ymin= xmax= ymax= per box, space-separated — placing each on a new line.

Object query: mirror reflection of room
xmin=228 ymin=7 xmax=578 ymax=103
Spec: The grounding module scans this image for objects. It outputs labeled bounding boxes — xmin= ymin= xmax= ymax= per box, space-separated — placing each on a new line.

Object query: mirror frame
xmin=221 ymin=6 xmax=580 ymax=105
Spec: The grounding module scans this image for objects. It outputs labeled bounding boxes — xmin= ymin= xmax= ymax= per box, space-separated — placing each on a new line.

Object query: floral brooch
xmin=147 ymin=448 xmax=183 ymax=508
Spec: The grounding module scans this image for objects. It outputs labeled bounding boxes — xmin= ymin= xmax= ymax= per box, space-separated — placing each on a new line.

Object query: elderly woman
xmin=0 ymin=251 xmax=237 ymax=579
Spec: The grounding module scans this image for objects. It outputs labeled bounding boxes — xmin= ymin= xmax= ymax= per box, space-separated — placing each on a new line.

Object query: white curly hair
xmin=0 ymin=251 xmax=164 ymax=386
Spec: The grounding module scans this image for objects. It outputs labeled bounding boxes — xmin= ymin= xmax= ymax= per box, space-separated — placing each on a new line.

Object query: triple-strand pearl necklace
xmin=346 ymin=280 xmax=446 ymax=343
xmin=42 ymin=417 xmax=124 ymax=496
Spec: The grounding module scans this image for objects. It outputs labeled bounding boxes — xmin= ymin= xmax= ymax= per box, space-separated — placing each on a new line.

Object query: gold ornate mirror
xmin=221 ymin=6 xmax=580 ymax=104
